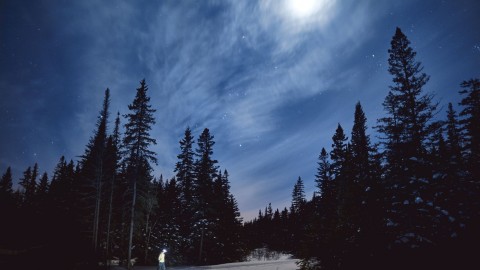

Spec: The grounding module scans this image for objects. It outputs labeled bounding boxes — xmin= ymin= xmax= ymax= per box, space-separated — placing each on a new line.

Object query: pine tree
xmin=458 ymin=78 xmax=480 ymax=179
xmin=376 ymin=27 xmax=439 ymax=255
xmin=291 ymin=176 xmax=306 ymax=213
xmin=445 ymin=103 xmax=463 ymax=165
xmin=123 ymin=79 xmax=157 ymax=269
xmin=193 ymin=128 xmax=218 ymax=264
xmin=211 ymin=170 xmax=243 ymax=263
xmin=457 ymin=78 xmax=480 ymax=248
xmin=0 ymin=166 xmax=13 ymax=197
xmin=0 ymin=167 xmax=15 ymax=211
xmin=163 ymin=178 xmax=183 ymax=261
xmin=79 ymin=88 xmax=110 ymax=252
xmin=348 ymin=102 xmax=385 ymax=266
xmin=19 ymin=165 xmax=36 ymax=206
xmin=330 ymin=124 xmax=348 ymax=178
xmin=290 ymin=176 xmax=306 ymax=256
xmin=176 ymin=127 xmax=196 ymax=206
xmin=313 ymin=147 xmax=338 ymax=269
xmin=175 ymin=127 xmax=196 ymax=256
xmin=105 ymin=112 xmax=121 ymax=261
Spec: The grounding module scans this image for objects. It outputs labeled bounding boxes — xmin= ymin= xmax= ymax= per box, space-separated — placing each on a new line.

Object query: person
xmin=158 ymin=249 xmax=167 ymax=270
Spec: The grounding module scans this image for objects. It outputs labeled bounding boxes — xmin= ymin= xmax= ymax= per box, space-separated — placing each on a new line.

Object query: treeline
xmin=243 ymin=27 xmax=480 ymax=269
xmin=0 ymin=80 xmax=244 ymax=269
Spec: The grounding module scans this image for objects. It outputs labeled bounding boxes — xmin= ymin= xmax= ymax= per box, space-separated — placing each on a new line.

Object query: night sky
xmin=1 ymin=0 xmax=479 ymax=220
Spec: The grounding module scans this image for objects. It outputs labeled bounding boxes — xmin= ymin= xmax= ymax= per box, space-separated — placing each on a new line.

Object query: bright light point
xmin=286 ymin=0 xmax=333 ymax=19
xmin=287 ymin=0 xmax=317 ymax=18
xmin=279 ymin=0 xmax=336 ymax=33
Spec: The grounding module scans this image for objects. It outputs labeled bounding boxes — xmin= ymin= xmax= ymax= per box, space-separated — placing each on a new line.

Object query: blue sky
xmin=1 ymin=0 xmax=479 ymax=220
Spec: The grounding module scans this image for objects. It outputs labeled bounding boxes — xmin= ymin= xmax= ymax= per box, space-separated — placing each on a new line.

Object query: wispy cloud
xmin=34 ymin=0 xmax=385 ymax=220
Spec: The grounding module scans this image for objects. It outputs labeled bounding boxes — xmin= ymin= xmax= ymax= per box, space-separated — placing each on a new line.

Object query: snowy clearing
xmin=112 ymin=259 xmax=299 ymax=270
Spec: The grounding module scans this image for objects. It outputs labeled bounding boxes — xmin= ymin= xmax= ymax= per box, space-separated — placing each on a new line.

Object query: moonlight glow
xmin=280 ymin=0 xmax=336 ymax=32
xmin=287 ymin=0 xmax=319 ymax=18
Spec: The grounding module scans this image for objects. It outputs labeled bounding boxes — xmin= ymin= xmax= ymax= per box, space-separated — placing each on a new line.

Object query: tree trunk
xmin=105 ymin=172 xmax=115 ymax=263
xmin=127 ymin=179 xmax=137 ymax=270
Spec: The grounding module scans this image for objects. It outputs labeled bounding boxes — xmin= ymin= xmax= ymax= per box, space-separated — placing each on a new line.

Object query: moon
xmin=278 ymin=0 xmax=336 ymax=33
xmin=287 ymin=0 xmax=319 ymax=18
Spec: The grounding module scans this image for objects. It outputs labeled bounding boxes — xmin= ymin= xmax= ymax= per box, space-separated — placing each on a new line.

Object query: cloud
xmin=37 ymin=0 xmax=384 ymax=220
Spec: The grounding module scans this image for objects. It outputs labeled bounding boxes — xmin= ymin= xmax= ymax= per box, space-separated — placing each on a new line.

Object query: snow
xmin=111 ymin=259 xmax=299 ymax=270
xmin=414 ymin=196 xmax=423 ymax=204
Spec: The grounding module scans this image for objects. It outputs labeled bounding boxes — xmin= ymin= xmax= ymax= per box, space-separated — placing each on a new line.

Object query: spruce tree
xmin=457 ymin=78 xmax=480 ymax=248
xmin=212 ymin=170 xmax=243 ymax=263
xmin=193 ymin=128 xmax=218 ymax=264
xmin=0 ymin=167 xmax=15 ymax=216
xmin=0 ymin=166 xmax=13 ymax=197
xmin=19 ymin=165 xmax=36 ymax=206
xmin=79 ymin=88 xmax=110 ymax=252
xmin=291 ymin=176 xmax=306 ymax=213
xmin=175 ymin=127 xmax=196 ymax=257
xmin=349 ymin=102 xmax=384 ymax=266
xmin=376 ymin=27 xmax=439 ymax=256
xmin=123 ymin=79 xmax=157 ymax=268
xmin=458 ymin=78 xmax=480 ymax=179
xmin=314 ymin=147 xmax=338 ymax=269
xmin=105 ymin=112 xmax=121 ymax=261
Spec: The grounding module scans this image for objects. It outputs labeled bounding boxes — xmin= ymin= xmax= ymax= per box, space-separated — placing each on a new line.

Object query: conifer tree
xmin=79 ymin=88 xmax=110 ymax=251
xmin=123 ymin=79 xmax=157 ymax=268
xmin=315 ymin=148 xmax=331 ymax=193
xmin=457 ymin=78 xmax=480 ymax=245
xmin=458 ymin=78 xmax=480 ymax=179
xmin=291 ymin=176 xmax=306 ymax=213
xmin=349 ymin=102 xmax=385 ymax=265
xmin=211 ymin=170 xmax=243 ymax=263
xmin=193 ymin=128 xmax=218 ymax=264
xmin=105 ymin=112 xmax=121 ymax=261
xmin=313 ymin=147 xmax=338 ymax=268
xmin=35 ymin=172 xmax=49 ymax=210
xmin=0 ymin=166 xmax=13 ymax=198
xmin=330 ymin=124 xmax=348 ymax=178
xmin=175 ymin=127 xmax=196 ymax=256
xmin=0 ymin=167 xmax=15 ymax=213
xmin=19 ymin=165 xmax=36 ymax=206
xmin=377 ymin=27 xmax=439 ymax=254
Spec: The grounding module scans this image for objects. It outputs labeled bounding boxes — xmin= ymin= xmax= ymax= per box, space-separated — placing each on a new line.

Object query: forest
xmin=1 ymin=27 xmax=479 ymax=270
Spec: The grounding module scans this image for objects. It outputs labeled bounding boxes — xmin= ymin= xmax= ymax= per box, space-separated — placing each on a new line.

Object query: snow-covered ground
xmin=112 ymin=253 xmax=298 ymax=270
xmin=112 ymin=249 xmax=298 ymax=270
xmin=172 ymin=259 xmax=298 ymax=270
xmin=113 ymin=259 xmax=299 ymax=270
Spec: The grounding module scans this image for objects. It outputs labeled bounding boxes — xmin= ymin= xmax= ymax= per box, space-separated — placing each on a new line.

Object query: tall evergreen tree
xmin=330 ymin=124 xmax=348 ymax=179
xmin=458 ymin=78 xmax=480 ymax=179
xmin=348 ymin=102 xmax=385 ymax=266
xmin=0 ymin=166 xmax=13 ymax=197
xmin=457 ymin=78 xmax=480 ymax=251
xmin=290 ymin=176 xmax=306 ymax=255
xmin=175 ymin=127 xmax=196 ymax=257
xmin=104 ymin=112 xmax=121 ymax=261
xmin=176 ymin=127 xmax=196 ymax=206
xmin=19 ymin=165 xmax=36 ymax=206
xmin=376 ymin=27 xmax=439 ymax=258
xmin=193 ymin=128 xmax=218 ymax=264
xmin=79 ymin=88 xmax=110 ymax=252
xmin=0 ymin=166 xmax=15 ymax=221
xmin=211 ymin=170 xmax=244 ymax=263
xmin=315 ymin=148 xmax=331 ymax=193
xmin=122 ymin=79 xmax=157 ymax=269
xmin=291 ymin=176 xmax=306 ymax=213
xmin=161 ymin=177 xmax=182 ymax=261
